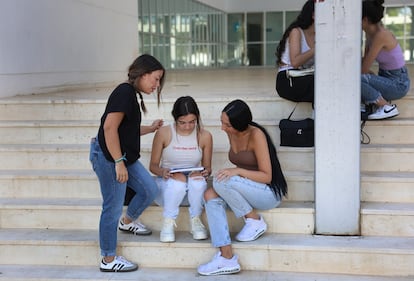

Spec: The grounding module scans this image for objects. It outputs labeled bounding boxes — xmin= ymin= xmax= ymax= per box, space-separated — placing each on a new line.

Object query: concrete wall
xmin=0 ymin=0 xmax=138 ymax=98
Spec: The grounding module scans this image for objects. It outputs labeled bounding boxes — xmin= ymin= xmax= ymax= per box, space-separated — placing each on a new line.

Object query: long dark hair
xmin=127 ymin=54 xmax=166 ymax=113
xmin=362 ymin=0 xmax=384 ymax=24
xmin=275 ymin=0 xmax=314 ymax=65
xmin=223 ymin=99 xmax=287 ymax=197
xmin=172 ymin=96 xmax=202 ymax=134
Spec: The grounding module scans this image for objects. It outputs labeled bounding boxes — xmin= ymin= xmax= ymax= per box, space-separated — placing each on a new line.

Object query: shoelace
xmin=134 ymin=220 xmax=147 ymax=229
xmin=164 ymin=219 xmax=177 ymax=228
xmin=116 ymin=256 xmax=133 ymax=266
xmin=192 ymin=218 xmax=205 ymax=229
xmin=124 ymin=221 xmax=148 ymax=234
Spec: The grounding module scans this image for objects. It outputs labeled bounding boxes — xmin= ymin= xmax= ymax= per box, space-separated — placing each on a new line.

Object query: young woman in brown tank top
xmin=197 ymin=99 xmax=287 ymax=276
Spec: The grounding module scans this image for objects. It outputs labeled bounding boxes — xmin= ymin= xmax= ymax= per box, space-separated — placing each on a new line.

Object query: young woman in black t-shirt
xmin=89 ymin=54 xmax=165 ymax=272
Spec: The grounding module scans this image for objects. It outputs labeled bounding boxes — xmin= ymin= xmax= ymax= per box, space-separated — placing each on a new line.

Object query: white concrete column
xmin=0 ymin=0 xmax=138 ymax=98
xmin=314 ymin=0 xmax=361 ymax=234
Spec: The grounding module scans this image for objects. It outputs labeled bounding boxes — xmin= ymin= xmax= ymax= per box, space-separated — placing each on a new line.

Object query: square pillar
xmin=314 ymin=0 xmax=361 ymax=235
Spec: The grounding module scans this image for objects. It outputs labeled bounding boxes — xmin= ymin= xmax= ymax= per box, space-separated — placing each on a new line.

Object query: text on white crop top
xmin=161 ymin=123 xmax=202 ymax=169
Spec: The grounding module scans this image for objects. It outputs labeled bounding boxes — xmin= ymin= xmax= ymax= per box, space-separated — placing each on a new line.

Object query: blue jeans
xmin=89 ymin=137 xmax=158 ymax=257
xmin=205 ymin=175 xmax=281 ymax=248
xmin=361 ymin=67 xmax=410 ymax=104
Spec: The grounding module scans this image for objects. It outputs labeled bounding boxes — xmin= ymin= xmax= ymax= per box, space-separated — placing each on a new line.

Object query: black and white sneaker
xmin=118 ymin=218 xmax=152 ymax=235
xmin=368 ymin=104 xmax=399 ymax=120
xmin=100 ymin=256 xmax=138 ymax=272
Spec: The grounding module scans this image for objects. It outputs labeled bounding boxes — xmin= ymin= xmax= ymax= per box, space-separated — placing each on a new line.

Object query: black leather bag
xmin=279 ymin=105 xmax=314 ymax=147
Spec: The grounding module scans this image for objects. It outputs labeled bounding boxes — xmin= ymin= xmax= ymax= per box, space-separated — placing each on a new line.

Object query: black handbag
xmin=279 ymin=104 xmax=314 ymax=147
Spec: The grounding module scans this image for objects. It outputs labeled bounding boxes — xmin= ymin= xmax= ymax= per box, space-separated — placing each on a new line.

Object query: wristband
xmin=114 ymin=153 xmax=127 ymax=163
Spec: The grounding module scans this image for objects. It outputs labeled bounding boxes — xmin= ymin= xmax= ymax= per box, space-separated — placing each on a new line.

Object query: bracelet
xmin=114 ymin=153 xmax=127 ymax=163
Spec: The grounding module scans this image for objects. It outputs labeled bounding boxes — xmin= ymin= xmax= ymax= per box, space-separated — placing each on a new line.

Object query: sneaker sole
xmin=198 ymin=266 xmax=241 ymax=276
xmin=100 ymin=266 xmax=138 ymax=273
xmin=368 ymin=109 xmax=399 ymax=120
xmin=118 ymin=228 xmax=152 ymax=235
xmin=100 ymin=263 xmax=139 ymax=272
xmin=368 ymin=113 xmax=399 ymax=120
xmin=160 ymin=234 xmax=175 ymax=243
xmin=191 ymin=232 xmax=208 ymax=240
xmin=235 ymin=228 xmax=266 ymax=242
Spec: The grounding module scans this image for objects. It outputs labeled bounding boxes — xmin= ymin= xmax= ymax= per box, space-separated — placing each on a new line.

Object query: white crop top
xmin=279 ymin=28 xmax=314 ymax=71
xmin=161 ymin=123 xmax=202 ymax=169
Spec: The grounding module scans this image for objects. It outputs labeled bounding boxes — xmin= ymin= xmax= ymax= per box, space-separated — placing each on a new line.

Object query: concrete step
xmin=394 ymin=92 xmax=414 ymax=119
xmin=361 ymin=172 xmax=414 ymax=203
xmin=361 ymin=202 xmax=414 ymax=237
xmin=0 ymin=169 xmax=314 ymax=202
xmin=1 ymin=89 xmax=414 ymax=122
xmin=0 ymin=119 xmax=275 ymax=146
xmin=0 ymin=143 xmax=233 ymax=171
xmin=1 ymin=117 xmax=414 ymax=146
xmin=0 ymin=198 xmax=314 ymax=234
xmin=0 ymin=68 xmax=317 ymax=121
xmin=0 ymin=169 xmax=99 ymax=199
xmin=361 ymin=118 xmax=414 ymax=145
xmin=0 ymin=228 xmax=413 ymax=277
xmin=2 ymin=197 xmax=413 ymax=237
xmin=0 ymin=93 xmax=302 ymax=121
xmin=0 ymin=120 xmax=100 ymax=145
xmin=2 ymin=170 xmax=414 ymax=203
xmin=360 ymin=144 xmax=414 ymax=172
xmin=1 ymin=143 xmax=413 ymax=173
xmin=1 ymin=264 xmax=413 ymax=281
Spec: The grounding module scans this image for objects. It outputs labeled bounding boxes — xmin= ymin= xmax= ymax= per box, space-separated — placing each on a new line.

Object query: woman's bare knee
xmin=204 ymin=187 xmax=218 ymax=201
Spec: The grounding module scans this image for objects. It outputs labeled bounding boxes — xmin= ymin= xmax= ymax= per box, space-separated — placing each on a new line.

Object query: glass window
xmin=266 ymin=43 xmax=277 ymax=66
xmin=286 ymin=11 xmax=300 ymax=28
xmin=266 ymin=12 xmax=283 ymax=66
xmin=247 ymin=13 xmax=263 ymax=66
xmin=266 ymin=12 xmax=283 ymax=42
xmin=227 ymin=13 xmax=244 ymax=66
xmin=228 ymin=14 xmax=244 ymax=43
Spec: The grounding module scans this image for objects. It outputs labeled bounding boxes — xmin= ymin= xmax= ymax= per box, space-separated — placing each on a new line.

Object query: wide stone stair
xmin=0 ymin=68 xmax=413 ymax=280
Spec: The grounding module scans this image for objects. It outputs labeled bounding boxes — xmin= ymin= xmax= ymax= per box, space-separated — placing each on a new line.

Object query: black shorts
xmin=276 ymin=70 xmax=314 ymax=104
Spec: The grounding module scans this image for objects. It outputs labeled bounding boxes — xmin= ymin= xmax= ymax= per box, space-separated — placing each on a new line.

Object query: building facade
xmin=139 ymin=0 xmax=414 ymax=69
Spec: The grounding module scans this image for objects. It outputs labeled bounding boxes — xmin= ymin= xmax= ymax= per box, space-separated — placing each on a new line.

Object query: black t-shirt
xmin=98 ymin=83 xmax=141 ymax=165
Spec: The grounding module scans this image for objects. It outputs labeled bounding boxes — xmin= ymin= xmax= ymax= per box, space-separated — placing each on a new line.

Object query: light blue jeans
xmin=154 ymin=176 xmax=207 ymax=219
xmin=89 ymin=137 xmax=158 ymax=257
xmin=361 ymin=67 xmax=410 ymax=104
xmin=205 ymin=175 xmax=281 ymax=248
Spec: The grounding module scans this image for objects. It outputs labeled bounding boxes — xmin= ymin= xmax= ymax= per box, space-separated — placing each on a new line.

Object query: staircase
xmin=0 ymin=68 xmax=413 ymax=280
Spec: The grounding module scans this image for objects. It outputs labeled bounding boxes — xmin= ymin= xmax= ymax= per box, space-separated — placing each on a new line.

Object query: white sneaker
xmin=190 ymin=216 xmax=208 ymax=240
xmin=197 ymin=251 xmax=241 ymax=276
xmin=160 ymin=218 xmax=176 ymax=242
xmin=368 ymin=104 xmax=399 ymax=120
xmin=100 ymin=255 xmax=138 ymax=272
xmin=118 ymin=218 xmax=152 ymax=235
xmin=235 ymin=215 xmax=267 ymax=242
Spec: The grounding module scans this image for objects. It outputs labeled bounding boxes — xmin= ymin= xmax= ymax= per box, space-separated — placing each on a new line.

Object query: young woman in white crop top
xmin=275 ymin=0 xmax=315 ymax=106
xmin=150 ymin=96 xmax=212 ymax=243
